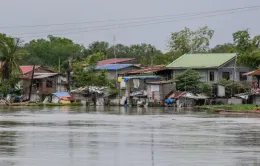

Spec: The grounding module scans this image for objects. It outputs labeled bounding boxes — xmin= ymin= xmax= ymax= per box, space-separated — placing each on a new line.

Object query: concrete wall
xmin=253 ymin=95 xmax=260 ymax=104
xmin=228 ymin=97 xmax=243 ymax=104
xmin=21 ymin=76 xmax=66 ymax=101
xmin=172 ymin=59 xmax=252 ymax=83
xmin=147 ymin=83 xmax=174 ymax=101
xmin=106 ymin=66 xmax=139 ymax=79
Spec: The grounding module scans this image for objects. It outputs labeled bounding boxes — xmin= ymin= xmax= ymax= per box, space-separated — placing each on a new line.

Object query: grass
xmin=6 ymin=102 xmax=82 ymax=107
xmin=203 ymin=104 xmax=256 ymax=111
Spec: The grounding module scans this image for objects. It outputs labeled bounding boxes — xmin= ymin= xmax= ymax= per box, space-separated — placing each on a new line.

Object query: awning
xmin=34 ymin=73 xmax=58 ymax=79
xmin=52 ymin=92 xmax=71 ymax=99
xmin=123 ymin=75 xmax=160 ymax=82
xmin=243 ymin=69 xmax=260 ymax=76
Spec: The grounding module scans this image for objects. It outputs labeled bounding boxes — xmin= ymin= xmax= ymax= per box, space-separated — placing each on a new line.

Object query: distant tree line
xmin=0 ymin=26 xmax=260 ymax=90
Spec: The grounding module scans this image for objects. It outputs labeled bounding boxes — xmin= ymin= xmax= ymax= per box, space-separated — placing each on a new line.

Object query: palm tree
xmin=0 ymin=34 xmax=22 ymax=80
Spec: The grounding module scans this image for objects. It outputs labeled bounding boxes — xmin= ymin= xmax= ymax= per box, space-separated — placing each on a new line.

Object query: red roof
xmin=20 ymin=66 xmax=41 ymax=74
xmin=97 ymin=58 xmax=135 ymax=66
xmin=244 ymin=69 xmax=260 ymax=76
xmin=127 ymin=66 xmax=165 ymax=74
xmin=168 ymin=91 xmax=185 ymax=99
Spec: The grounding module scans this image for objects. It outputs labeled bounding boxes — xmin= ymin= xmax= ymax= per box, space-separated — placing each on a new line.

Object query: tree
xmin=217 ymin=79 xmax=248 ymax=97
xmin=175 ymin=69 xmax=212 ymax=94
xmin=210 ymin=43 xmax=236 ymax=53
xmin=86 ymin=41 xmax=109 ymax=57
xmin=72 ymin=66 xmax=113 ymax=88
xmin=169 ymin=26 xmax=214 ymax=55
xmin=175 ymin=69 xmax=201 ymax=94
xmin=106 ymin=44 xmax=130 ymax=58
xmin=25 ymin=35 xmax=85 ymax=68
xmin=0 ymin=34 xmax=24 ymax=80
xmin=233 ymin=30 xmax=260 ymax=68
xmin=233 ymin=30 xmax=252 ymax=53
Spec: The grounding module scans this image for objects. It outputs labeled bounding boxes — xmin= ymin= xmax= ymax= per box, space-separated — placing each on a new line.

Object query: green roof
xmin=166 ymin=53 xmax=237 ymax=68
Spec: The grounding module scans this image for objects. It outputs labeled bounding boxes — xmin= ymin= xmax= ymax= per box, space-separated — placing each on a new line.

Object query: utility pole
xmin=59 ymin=58 xmax=61 ymax=73
xmin=151 ymin=47 xmax=154 ymax=71
xmin=232 ymin=54 xmax=238 ymax=96
xmin=185 ymin=74 xmax=187 ymax=107
xmin=113 ymin=35 xmax=120 ymax=104
xmin=113 ymin=35 xmax=117 ymax=79
xmin=28 ymin=65 xmax=36 ymax=101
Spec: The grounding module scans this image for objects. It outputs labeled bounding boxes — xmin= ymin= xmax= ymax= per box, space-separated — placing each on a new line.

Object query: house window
xmin=240 ymin=72 xmax=247 ymax=81
xmin=33 ymin=80 xmax=41 ymax=88
xmin=209 ymin=71 xmax=215 ymax=81
xmin=222 ymin=72 xmax=230 ymax=80
xmin=46 ymin=80 xmax=53 ymax=88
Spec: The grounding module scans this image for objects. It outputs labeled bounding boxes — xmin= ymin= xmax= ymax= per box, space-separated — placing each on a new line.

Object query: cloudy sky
xmin=0 ymin=0 xmax=259 ymax=51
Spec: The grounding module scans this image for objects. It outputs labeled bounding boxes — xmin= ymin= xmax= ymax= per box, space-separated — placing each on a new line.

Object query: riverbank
xmin=200 ymin=104 xmax=260 ymax=113
xmin=4 ymin=102 xmax=82 ymax=107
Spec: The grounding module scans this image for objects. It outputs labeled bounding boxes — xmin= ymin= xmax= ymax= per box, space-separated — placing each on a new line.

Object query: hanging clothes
xmin=133 ymin=79 xmax=140 ymax=89
xmin=118 ymin=77 xmax=122 ymax=83
xmin=151 ymin=85 xmax=159 ymax=92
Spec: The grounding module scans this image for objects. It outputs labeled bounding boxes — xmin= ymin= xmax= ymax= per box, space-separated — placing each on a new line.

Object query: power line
xmin=10 ymin=6 xmax=260 ymax=37
xmin=16 ymin=8 xmax=259 ymax=39
xmin=19 ymin=7 xmax=259 ymax=39
xmin=1 ymin=5 xmax=260 ymax=30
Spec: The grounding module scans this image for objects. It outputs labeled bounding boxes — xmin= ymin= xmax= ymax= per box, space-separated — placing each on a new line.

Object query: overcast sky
xmin=0 ymin=0 xmax=259 ymax=51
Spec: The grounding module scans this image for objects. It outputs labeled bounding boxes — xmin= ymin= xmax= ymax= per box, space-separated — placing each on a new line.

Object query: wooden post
xmin=257 ymin=76 xmax=260 ymax=88
xmin=28 ymin=65 xmax=36 ymax=101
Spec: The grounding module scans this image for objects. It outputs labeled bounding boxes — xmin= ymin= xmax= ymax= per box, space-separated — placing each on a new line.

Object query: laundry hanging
xmin=133 ymin=79 xmax=140 ymax=89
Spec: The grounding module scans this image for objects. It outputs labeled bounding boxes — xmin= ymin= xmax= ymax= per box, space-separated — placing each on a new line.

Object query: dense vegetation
xmin=0 ymin=26 xmax=259 ymax=91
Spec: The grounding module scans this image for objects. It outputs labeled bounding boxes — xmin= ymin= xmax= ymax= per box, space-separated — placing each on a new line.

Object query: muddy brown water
xmin=1 ymin=106 xmax=260 ymax=166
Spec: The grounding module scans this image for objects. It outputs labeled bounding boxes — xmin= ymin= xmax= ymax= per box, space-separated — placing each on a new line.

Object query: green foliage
xmin=169 ymin=26 xmax=214 ymax=55
xmin=205 ymin=104 xmax=256 ymax=111
xmin=210 ymin=43 xmax=236 ymax=53
xmin=86 ymin=52 xmax=105 ymax=66
xmin=24 ymin=35 xmax=84 ymax=68
xmin=175 ymin=69 xmax=212 ymax=95
xmin=217 ymin=79 xmax=248 ymax=97
xmin=87 ymin=41 xmax=109 ymax=55
xmin=232 ymin=30 xmax=260 ymax=68
xmin=0 ymin=76 xmax=20 ymax=95
xmin=72 ymin=66 xmax=115 ymax=89
xmin=0 ymin=33 xmax=25 ymax=80
xmin=198 ymin=83 xmax=212 ymax=96
xmin=175 ymin=69 xmax=201 ymax=93
xmin=233 ymin=30 xmax=252 ymax=53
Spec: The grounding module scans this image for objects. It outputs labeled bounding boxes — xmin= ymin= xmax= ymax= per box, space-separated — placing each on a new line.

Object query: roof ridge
xmin=166 ymin=53 xmax=237 ymax=68
xmin=166 ymin=53 xmax=187 ymax=68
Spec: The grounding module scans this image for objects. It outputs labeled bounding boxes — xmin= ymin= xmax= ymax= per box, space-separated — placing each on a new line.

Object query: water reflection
xmin=1 ymin=106 xmax=260 ymax=165
xmin=0 ymin=130 xmax=18 ymax=166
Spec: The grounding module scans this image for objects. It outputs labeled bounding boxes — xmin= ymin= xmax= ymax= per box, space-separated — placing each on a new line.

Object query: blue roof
xmin=95 ymin=64 xmax=133 ymax=70
xmin=123 ymin=75 xmax=160 ymax=82
xmin=52 ymin=92 xmax=70 ymax=99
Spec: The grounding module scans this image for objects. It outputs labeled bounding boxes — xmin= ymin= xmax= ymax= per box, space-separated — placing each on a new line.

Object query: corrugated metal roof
xmin=34 ymin=73 xmax=58 ymax=79
xmin=21 ymin=73 xmax=58 ymax=79
xmin=168 ymin=91 xmax=185 ymax=99
xmin=166 ymin=53 xmax=237 ymax=68
xmin=52 ymin=92 xmax=71 ymax=99
xmin=95 ymin=64 xmax=134 ymax=70
xmin=20 ymin=66 xmax=41 ymax=74
xmin=127 ymin=66 xmax=165 ymax=74
xmin=97 ymin=58 xmax=135 ymax=66
xmin=123 ymin=75 xmax=160 ymax=81
xmin=147 ymin=80 xmax=173 ymax=85
xmin=244 ymin=69 xmax=260 ymax=76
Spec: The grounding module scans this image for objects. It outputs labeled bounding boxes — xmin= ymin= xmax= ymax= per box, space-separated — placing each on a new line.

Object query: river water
xmin=1 ymin=106 xmax=260 ymax=166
